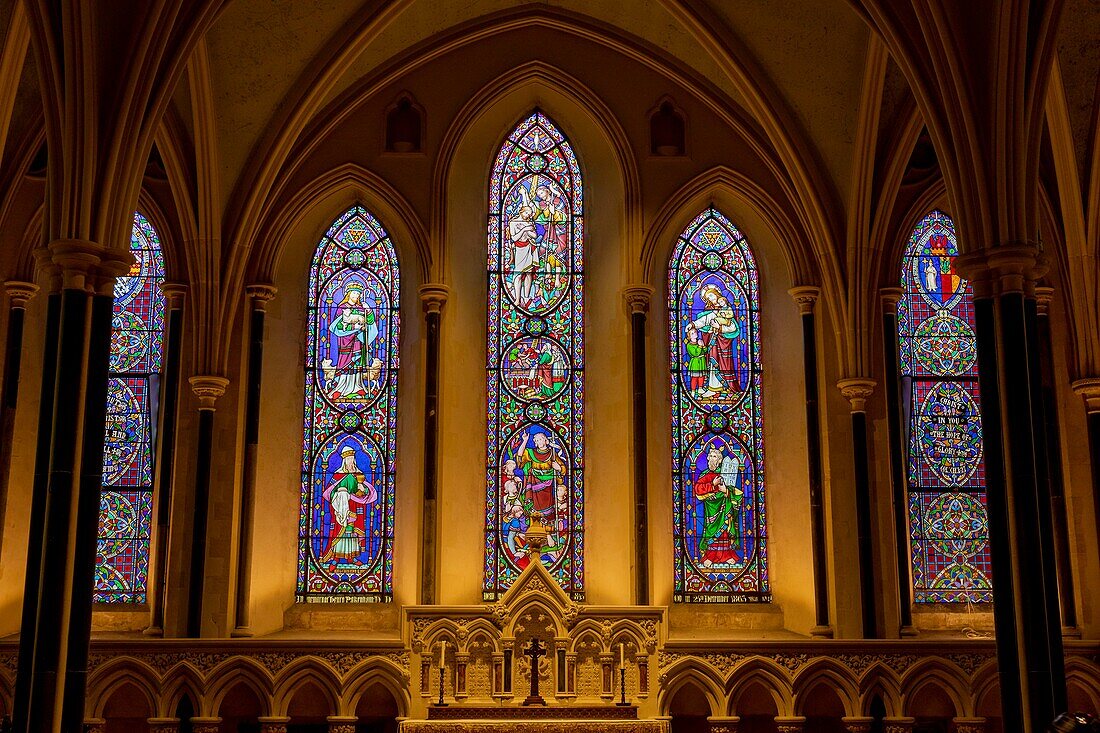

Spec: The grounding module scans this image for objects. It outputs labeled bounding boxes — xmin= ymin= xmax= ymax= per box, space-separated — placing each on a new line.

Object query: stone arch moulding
xmin=271 ymin=660 xmax=343 ymax=717
xmin=339 ymin=659 xmax=413 ymax=717
xmin=856 ymin=662 xmax=903 ymax=718
xmin=724 ymin=658 xmax=794 ymax=717
xmin=898 ymin=659 xmax=973 ymax=718
xmin=204 ymin=659 xmax=275 ymax=719
xmin=791 ymin=660 xmax=860 ymax=717
xmin=431 ymin=59 xmax=640 ymax=284
xmin=87 ymin=661 xmax=161 ymax=720
xmin=655 ymin=660 xmax=725 ymax=718
xmin=876 ymin=178 xmax=948 ymax=291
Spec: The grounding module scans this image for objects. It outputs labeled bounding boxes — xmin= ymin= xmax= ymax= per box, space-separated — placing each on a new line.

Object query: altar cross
xmin=522 ymin=637 xmax=547 ymax=706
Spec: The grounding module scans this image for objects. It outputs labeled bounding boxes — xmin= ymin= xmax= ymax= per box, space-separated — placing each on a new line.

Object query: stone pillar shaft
xmin=625 ymin=285 xmax=652 ymax=605
xmin=420 ymin=284 xmax=448 ymax=605
xmin=838 ymin=377 xmax=878 ymax=638
xmin=1072 ymin=378 xmax=1100 ymax=587
xmin=0 ymin=282 xmax=37 ymax=554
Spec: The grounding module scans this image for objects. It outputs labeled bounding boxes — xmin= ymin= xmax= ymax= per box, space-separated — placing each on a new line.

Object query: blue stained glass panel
xmin=484 ymin=112 xmax=584 ymax=600
xmin=95 ymin=212 xmax=165 ymax=604
xmin=668 ymin=208 xmax=769 ymax=602
xmin=898 ymin=210 xmax=992 ymax=603
xmin=297 ymin=205 xmax=399 ymax=602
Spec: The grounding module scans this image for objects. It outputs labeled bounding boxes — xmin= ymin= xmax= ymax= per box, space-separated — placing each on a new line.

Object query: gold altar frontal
xmin=399 ymin=705 xmax=669 ymax=733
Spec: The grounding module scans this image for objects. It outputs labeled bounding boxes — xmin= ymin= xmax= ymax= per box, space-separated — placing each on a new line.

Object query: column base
xmin=899 ymin=625 xmax=919 ymax=637
xmin=231 ymin=626 xmax=255 ymax=638
xmin=142 ymin=625 xmax=164 ymax=637
xmin=1061 ymin=625 xmax=1082 ymax=639
xmin=810 ymin=625 xmax=834 ymax=639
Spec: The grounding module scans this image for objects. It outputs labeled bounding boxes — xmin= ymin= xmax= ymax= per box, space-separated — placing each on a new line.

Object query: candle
xmin=440 ymin=639 xmax=446 ymax=667
xmin=619 ymin=642 xmax=624 ymax=668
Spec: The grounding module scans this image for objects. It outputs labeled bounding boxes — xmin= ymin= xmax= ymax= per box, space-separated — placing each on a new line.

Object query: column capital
xmin=161 ymin=281 xmax=188 ymax=309
xmin=842 ymin=717 xmax=874 ymax=733
xmin=1072 ymin=378 xmax=1100 ymax=413
xmin=1035 ymin=285 xmax=1054 ymax=316
xmin=33 ymin=248 xmax=62 ymax=292
xmin=623 ymin=284 xmax=654 ymax=314
xmin=951 ymin=718 xmax=986 ymax=733
xmin=257 ymin=717 xmax=291 ymax=733
xmin=419 ymin=283 xmax=450 ymax=314
xmin=189 ymin=375 xmax=230 ymax=410
xmin=48 ymin=238 xmax=105 ymax=290
xmin=773 ymin=716 xmax=806 ymax=732
xmin=883 ymin=718 xmax=915 ymax=733
xmin=707 ymin=716 xmax=740 ymax=733
xmin=90 ymin=249 xmax=136 ymax=297
xmin=84 ymin=719 xmax=107 ymax=733
xmin=189 ymin=717 xmax=222 ymax=733
xmin=246 ymin=282 xmax=278 ymax=310
xmin=955 ymin=242 xmax=1048 ymax=297
xmin=880 ymin=286 xmax=903 ymax=311
xmin=5 ymin=280 xmax=39 ymax=308
xmin=788 ymin=285 xmax=820 ymax=314
xmin=326 ymin=715 xmax=358 ymax=733
xmin=147 ymin=717 xmax=180 ymax=733
xmin=837 ymin=377 xmax=876 ymax=412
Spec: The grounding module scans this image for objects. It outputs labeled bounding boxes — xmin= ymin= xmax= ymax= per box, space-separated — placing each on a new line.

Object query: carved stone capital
xmin=788 ymin=286 xmax=820 ymax=315
xmin=837 ymin=377 xmax=876 ymax=412
xmin=4 ymin=280 xmax=39 ymax=308
xmin=707 ymin=715 xmax=740 ymax=732
xmin=161 ymin=281 xmax=188 ymax=309
xmin=189 ymin=375 xmax=230 ymax=410
xmin=955 ymin=242 xmax=1047 ymax=297
xmin=48 ymin=239 xmax=105 ymax=290
xmin=327 ymin=715 xmax=358 ymax=733
xmin=842 ymin=717 xmax=874 ymax=733
xmin=420 ymin=283 xmax=450 ymax=315
xmin=880 ymin=286 xmax=903 ymax=312
xmin=883 ymin=718 xmax=915 ymax=733
xmin=147 ymin=718 xmax=180 ymax=733
xmin=33 ymin=249 xmax=62 ymax=292
xmin=623 ymin=285 xmax=654 ymax=315
xmin=952 ymin=718 xmax=986 ymax=733
xmin=1072 ymin=378 xmax=1100 ymax=414
xmin=246 ymin=283 xmax=278 ymax=310
xmin=774 ymin=717 xmax=806 ymax=732
xmin=189 ymin=717 xmax=222 ymax=733
xmin=258 ymin=717 xmax=291 ymax=733
xmin=91 ymin=250 xmax=136 ymax=297
xmin=1035 ymin=285 xmax=1054 ymax=316
xmin=84 ymin=719 xmax=107 ymax=733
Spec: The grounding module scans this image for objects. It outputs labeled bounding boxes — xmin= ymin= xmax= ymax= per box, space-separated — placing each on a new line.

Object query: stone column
xmin=790 ymin=286 xmax=831 ymax=637
xmin=1035 ymin=287 xmax=1078 ymax=634
xmin=707 ymin=716 xmax=740 ymax=732
xmin=233 ymin=284 xmax=276 ymax=637
xmin=837 ymin=377 xmax=878 ymax=638
xmin=12 ymin=257 xmax=59 ymax=733
xmin=327 ymin=715 xmax=357 ymax=733
xmin=419 ymin=283 xmax=448 ymax=605
xmin=882 ymin=718 xmax=914 ymax=733
xmin=190 ymin=717 xmax=222 ymax=733
xmin=185 ymin=375 xmax=230 ymax=637
xmin=600 ymin=653 xmax=614 ymax=700
xmin=953 ymin=718 xmax=987 ymax=733
xmin=147 ymin=717 xmax=180 ymax=733
xmin=145 ymin=283 xmax=187 ymax=637
xmin=842 ymin=717 xmax=874 ymax=732
xmin=258 ymin=716 xmax=290 ymax=733
xmin=84 ymin=718 xmax=106 ymax=733
xmin=957 ymin=244 xmax=1065 ymax=731
xmin=1073 ymin=378 xmax=1100 ymax=576
xmin=773 ymin=716 xmax=806 ymax=732
xmin=0 ymin=281 xmax=37 ymax=551
xmin=879 ymin=287 xmax=916 ymax=636
xmin=624 ymin=285 xmax=653 ymax=605
xmin=455 ymin=652 xmax=470 ymax=699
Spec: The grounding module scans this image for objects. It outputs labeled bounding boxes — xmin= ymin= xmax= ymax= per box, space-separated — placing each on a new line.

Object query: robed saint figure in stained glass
xmin=298 ymin=206 xmax=399 ymax=602
xmin=484 ymin=112 xmax=584 ymax=600
xmin=669 ymin=208 xmax=769 ymax=603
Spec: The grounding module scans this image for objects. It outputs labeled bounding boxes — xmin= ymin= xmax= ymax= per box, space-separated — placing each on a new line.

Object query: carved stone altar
xmin=401 ymin=561 xmax=668 ymax=732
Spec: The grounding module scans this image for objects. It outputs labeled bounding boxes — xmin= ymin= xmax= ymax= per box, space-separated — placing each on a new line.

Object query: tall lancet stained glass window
xmin=669 ymin=208 xmax=769 ymax=603
xmin=484 ymin=112 xmax=584 ymax=600
xmin=298 ymin=206 xmax=399 ymax=602
xmin=898 ymin=210 xmax=992 ymax=602
xmin=95 ymin=212 xmax=166 ymax=603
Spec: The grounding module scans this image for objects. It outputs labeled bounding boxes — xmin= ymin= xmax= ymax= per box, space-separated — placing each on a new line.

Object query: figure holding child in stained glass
xmin=322 ymin=280 xmax=383 ymax=401
xmin=685 ymin=280 xmax=744 ymax=403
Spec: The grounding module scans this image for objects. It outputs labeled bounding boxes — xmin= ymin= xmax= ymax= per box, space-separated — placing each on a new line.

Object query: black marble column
xmin=624 ymin=286 xmax=652 ymax=605
xmin=145 ymin=283 xmax=186 ymax=636
xmin=186 ymin=375 xmax=229 ymax=637
xmin=232 ymin=284 xmax=276 ymax=636
xmin=879 ymin=287 xmax=915 ymax=636
xmin=420 ymin=284 xmax=448 ymax=605
xmin=1035 ymin=287 xmax=1078 ymax=634
xmin=1072 ymin=378 xmax=1100 ymax=584
xmin=0 ymin=282 xmax=38 ymax=552
xmin=958 ymin=246 xmax=1064 ymax=732
xmin=789 ymin=287 xmax=831 ymax=637
xmin=838 ymin=378 xmax=877 ymax=638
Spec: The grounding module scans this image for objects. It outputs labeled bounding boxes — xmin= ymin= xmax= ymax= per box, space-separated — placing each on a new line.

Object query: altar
xmin=398 ymin=704 xmax=669 ymax=733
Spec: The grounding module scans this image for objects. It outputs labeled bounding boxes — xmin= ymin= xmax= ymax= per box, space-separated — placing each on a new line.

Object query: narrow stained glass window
xmin=297 ymin=205 xmax=399 ymax=602
xmin=669 ymin=208 xmax=769 ymax=603
xmin=898 ymin=210 xmax=992 ymax=603
xmin=484 ymin=112 xmax=584 ymax=600
xmin=95 ymin=212 xmax=165 ymax=603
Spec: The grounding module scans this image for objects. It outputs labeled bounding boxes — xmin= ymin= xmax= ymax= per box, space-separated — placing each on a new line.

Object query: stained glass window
xmin=297 ymin=206 xmax=399 ymax=602
xmin=898 ymin=210 xmax=992 ymax=603
xmin=95 ymin=212 xmax=166 ymax=603
xmin=484 ymin=112 xmax=584 ymax=601
xmin=669 ymin=208 xmax=769 ymax=603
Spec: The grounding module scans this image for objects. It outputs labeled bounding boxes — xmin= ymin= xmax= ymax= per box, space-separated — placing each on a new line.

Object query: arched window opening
xmin=484 ymin=112 xmax=584 ymax=600
xmin=95 ymin=212 xmax=166 ymax=603
xmin=297 ymin=205 xmax=400 ymax=602
xmin=898 ymin=210 xmax=992 ymax=603
xmin=668 ymin=208 xmax=769 ymax=603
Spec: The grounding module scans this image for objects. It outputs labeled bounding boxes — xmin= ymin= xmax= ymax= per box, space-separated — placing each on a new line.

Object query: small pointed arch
xmin=568 ymin=627 xmax=604 ymax=655
xmin=272 ymin=662 xmax=342 ymax=718
xmin=159 ymin=674 xmax=202 ymax=720
xmin=94 ymin=210 xmax=168 ymax=604
xmin=89 ymin=667 xmax=160 ymax=720
xmin=668 ymin=207 xmax=768 ymax=602
xmin=726 ymin=658 xmax=794 ymax=717
xmin=657 ymin=663 xmax=725 ymax=718
xmin=896 ymin=209 xmax=992 ymax=603
xmin=206 ymin=659 xmax=274 ymax=719
xmin=858 ymin=663 xmax=902 ymax=718
xmin=340 ymin=659 xmax=412 ymax=717
xmin=484 ymin=110 xmax=585 ymax=600
xmin=297 ymin=204 xmax=400 ymax=601
xmin=899 ymin=661 xmax=971 ymax=718
xmin=792 ymin=661 xmax=859 ymax=717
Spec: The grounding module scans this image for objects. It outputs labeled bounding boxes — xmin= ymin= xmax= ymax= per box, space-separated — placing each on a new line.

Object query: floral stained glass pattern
xmin=484 ymin=112 xmax=584 ymax=600
xmin=298 ymin=206 xmax=399 ymax=602
xmin=669 ymin=208 xmax=769 ymax=603
xmin=95 ymin=212 xmax=165 ymax=603
xmin=898 ymin=210 xmax=992 ymax=603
